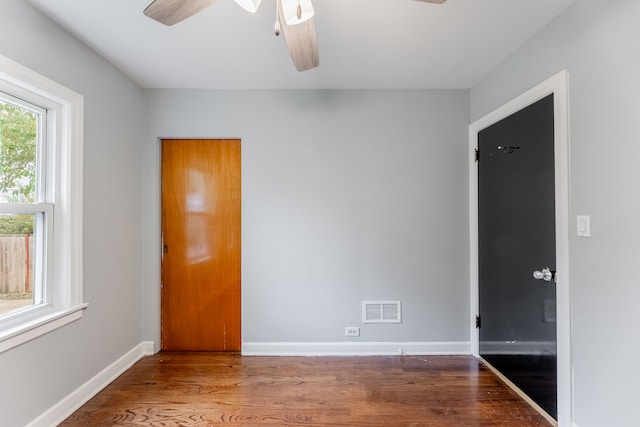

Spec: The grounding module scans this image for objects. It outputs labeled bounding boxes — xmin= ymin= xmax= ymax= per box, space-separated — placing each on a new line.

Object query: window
xmin=0 ymin=94 xmax=49 ymax=318
xmin=0 ymin=54 xmax=85 ymax=353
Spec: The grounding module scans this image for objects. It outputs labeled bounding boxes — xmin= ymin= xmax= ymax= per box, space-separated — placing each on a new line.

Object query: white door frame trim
xmin=468 ymin=70 xmax=572 ymax=426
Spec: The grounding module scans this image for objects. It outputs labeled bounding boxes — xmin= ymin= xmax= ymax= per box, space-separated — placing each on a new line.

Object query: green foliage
xmin=0 ymin=100 xmax=38 ymax=235
xmin=0 ymin=101 xmax=37 ymax=203
xmin=0 ymin=214 xmax=34 ymax=235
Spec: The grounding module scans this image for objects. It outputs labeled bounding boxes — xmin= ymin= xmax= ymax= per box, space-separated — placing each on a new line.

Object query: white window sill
xmin=0 ymin=303 xmax=89 ymax=354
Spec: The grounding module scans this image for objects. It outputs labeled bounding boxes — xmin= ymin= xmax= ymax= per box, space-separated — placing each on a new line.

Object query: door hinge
xmin=475 ymin=315 xmax=481 ymax=329
xmin=474 ymin=149 xmax=479 ymax=162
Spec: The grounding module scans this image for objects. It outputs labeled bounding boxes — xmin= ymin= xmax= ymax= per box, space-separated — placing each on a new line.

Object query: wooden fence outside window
xmin=0 ymin=235 xmax=34 ymax=294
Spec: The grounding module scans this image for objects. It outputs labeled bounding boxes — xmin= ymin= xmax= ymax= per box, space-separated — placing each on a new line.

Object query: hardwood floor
xmin=61 ymin=353 xmax=553 ymax=426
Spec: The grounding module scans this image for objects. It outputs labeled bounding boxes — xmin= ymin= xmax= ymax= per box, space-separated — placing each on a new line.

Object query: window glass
xmin=0 ymin=97 xmax=43 ymax=319
xmin=0 ymin=213 xmax=36 ymax=316
xmin=0 ymin=99 xmax=38 ymax=203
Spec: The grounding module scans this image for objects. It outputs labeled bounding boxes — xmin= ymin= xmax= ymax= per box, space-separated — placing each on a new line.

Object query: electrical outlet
xmin=345 ymin=326 xmax=360 ymax=337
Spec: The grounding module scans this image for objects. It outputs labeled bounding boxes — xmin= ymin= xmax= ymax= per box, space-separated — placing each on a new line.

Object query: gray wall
xmin=470 ymin=1 xmax=640 ymax=426
xmin=0 ymin=1 xmax=145 ymax=426
xmin=142 ymin=89 xmax=470 ymax=346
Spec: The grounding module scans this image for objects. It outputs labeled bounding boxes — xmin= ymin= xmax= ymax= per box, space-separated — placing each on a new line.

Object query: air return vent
xmin=362 ymin=301 xmax=401 ymax=323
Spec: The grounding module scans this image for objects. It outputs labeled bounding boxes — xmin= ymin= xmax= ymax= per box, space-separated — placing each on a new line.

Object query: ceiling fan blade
xmin=144 ymin=0 xmax=216 ymax=26
xmin=415 ymin=0 xmax=447 ymax=3
xmin=277 ymin=0 xmax=319 ymax=72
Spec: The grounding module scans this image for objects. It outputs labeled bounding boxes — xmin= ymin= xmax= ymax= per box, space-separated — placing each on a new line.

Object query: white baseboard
xmin=242 ymin=341 xmax=471 ymax=356
xmin=26 ymin=341 xmax=155 ymax=427
xmin=479 ymin=340 xmax=556 ymax=355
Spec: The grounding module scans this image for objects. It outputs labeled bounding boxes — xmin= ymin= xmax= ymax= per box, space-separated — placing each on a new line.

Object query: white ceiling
xmin=27 ymin=0 xmax=576 ymax=90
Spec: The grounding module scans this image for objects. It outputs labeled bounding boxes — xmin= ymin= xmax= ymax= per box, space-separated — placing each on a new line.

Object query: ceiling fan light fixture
xmin=282 ymin=0 xmax=314 ymax=25
xmin=233 ymin=0 xmax=263 ymax=13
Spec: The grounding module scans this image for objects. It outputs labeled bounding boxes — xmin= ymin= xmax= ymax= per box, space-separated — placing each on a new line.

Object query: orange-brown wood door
xmin=161 ymin=139 xmax=241 ymax=351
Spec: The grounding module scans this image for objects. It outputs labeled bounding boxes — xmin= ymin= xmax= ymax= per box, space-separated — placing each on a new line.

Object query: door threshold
xmin=478 ymin=356 xmax=557 ymax=426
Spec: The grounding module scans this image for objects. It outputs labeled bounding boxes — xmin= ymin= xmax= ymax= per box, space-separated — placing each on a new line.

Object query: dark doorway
xmin=477 ymin=94 xmax=557 ymax=419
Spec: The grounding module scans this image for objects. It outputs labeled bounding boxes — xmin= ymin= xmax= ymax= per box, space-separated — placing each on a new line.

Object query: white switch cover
xmin=577 ymin=215 xmax=591 ymax=237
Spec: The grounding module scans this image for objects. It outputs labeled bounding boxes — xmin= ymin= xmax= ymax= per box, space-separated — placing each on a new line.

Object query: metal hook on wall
xmin=497 ymin=145 xmax=521 ymax=154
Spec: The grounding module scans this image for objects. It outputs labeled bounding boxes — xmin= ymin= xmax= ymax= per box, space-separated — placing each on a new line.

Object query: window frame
xmin=0 ymin=54 xmax=85 ymax=354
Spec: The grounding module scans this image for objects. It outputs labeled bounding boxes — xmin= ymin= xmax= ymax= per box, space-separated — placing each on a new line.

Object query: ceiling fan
xmin=143 ymin=0 xmax=447 ymax=72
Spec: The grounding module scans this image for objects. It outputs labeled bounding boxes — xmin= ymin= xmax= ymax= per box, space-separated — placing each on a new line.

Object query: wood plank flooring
xmin=61 ymin=352 xmax=553 ymax=426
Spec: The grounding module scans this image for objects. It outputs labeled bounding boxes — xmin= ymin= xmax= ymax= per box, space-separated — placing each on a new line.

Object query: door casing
xmin=469 ymin=71 xmax=572 ymax=426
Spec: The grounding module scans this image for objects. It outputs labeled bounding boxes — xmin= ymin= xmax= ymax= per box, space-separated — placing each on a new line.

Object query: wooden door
xmin=161 ymin=139 xmax=241 ymax=351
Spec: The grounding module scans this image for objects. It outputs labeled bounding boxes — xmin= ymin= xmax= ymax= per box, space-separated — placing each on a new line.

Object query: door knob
xmin=533 ymin=267 xmax=555 ymax=282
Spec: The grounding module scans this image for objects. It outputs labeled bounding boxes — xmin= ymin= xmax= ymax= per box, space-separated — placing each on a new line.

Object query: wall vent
xmin=362 ymin=301 xmax=401 ymax=323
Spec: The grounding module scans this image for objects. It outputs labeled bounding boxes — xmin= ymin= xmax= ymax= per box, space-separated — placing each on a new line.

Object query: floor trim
xmin=242 ymin=341 xmax=471 ymax=356
xmin=26 ymin=341 xmax=155 ymax=427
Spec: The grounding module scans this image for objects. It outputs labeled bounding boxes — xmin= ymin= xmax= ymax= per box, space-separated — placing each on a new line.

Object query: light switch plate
xmin=577 ymin=215 xmax=591 ymax=237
